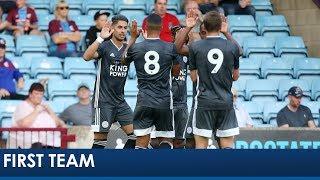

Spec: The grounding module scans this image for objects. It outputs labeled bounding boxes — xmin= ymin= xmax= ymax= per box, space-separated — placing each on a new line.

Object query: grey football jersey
xmin=93 ymin=40 xmax=129 ymax=107
xmin=126 ymin=39 xmax=179 ymax=109
xmin=172 ymin=55 xmax=188 ymax=108
xmin=189 ymin=37 xmax=240 ymax=110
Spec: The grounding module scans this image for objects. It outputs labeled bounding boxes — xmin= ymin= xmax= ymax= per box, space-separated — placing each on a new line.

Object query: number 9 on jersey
xmin=144 ymin=51 xmax=160 ymax=75
xmin=207 ymin=48 xmax=224 ymax=74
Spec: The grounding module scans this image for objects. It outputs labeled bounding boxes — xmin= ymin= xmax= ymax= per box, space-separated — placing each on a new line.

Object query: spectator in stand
xmin=277 ymin=86 xmax=316 ymax=128
xmin=0 ymin=0 xmax=16 ymax=32
xmin=195 ymin=0 xmax=225 ymax=14
xmin=85 ymin=10 xmax=110 ymax=48
xmin=59 ymin=84 xmax=92 ymax=126
xmin=232 ymin=88 xmax=253 ymax=128
xmin=48 ymin=0 xmax=81 ymax=58
xmin=220 ymin=0 xmax=256 ymax=18
xmin=0 ymin=38 xmax=26 ymax=100
xmin=2 ymin=0 xmax=41 ymax=37
xmin=142 ymin=0 xmax=180 ymax=42
xmin=11 ymin=83 xmax=66 ymax=149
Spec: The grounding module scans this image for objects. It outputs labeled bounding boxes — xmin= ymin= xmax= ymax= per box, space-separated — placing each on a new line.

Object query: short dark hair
xmin=154 ymin=0 xmax=167 ymax=4
xmin=146 ymin=13 xmax=162 ymax=32
xmin=111 ymin=14 xmax=129 ymax=25
xmin=29 ymin=83 xmax=44 ymax=94
xmin=203 ymin=11 xmax=222 ymax=32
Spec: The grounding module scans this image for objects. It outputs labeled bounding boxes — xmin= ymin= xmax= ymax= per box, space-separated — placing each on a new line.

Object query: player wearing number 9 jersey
xmin=188 ymin=11 xmax=241 ymax=149
xmin=125 ymin=13 xmax=180 ymax=149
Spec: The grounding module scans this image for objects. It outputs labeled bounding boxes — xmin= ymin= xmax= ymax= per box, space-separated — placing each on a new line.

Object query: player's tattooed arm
xmin=175 ymin=9 xmax=198 ymax=56
xmin=83 ymin=21 xmax=113 ymax=61
xmin=220 ymin=14 xmax=243 ymax=56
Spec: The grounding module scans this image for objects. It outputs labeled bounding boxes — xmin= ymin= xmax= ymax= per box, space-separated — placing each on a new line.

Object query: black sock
xmin=123 ymin=133 xmax=136 ymax=149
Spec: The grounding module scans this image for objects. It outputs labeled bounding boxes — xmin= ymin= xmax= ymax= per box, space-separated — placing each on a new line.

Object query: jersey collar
xmin=110 ymin=39 xmax=123 ymax=51
xmin=207 ymin=35 xmax=221 ymax=38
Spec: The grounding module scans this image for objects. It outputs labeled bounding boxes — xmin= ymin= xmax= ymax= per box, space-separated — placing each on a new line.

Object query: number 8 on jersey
xmin=144 ymin=51 xmax=160 ymax=75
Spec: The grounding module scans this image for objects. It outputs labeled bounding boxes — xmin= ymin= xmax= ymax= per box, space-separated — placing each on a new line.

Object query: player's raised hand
xmin=100 ymin=21 xmax=114 ymax=39
xmin=186 ymin=9 xmax=198 ymax=28
xmin=220 ymin=14 xmax=228 ymax=34
xmin=130 ymin=20 xmax=140 ymax=39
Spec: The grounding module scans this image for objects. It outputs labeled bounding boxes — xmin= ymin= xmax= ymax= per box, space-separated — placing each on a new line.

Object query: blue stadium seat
xmin=31 ymin=57 xmax=63 ymax=79
xmin=64 ymin=57 xmax=96 ymax=80
xmin=312 ymin=80 xmax=320 ymax=101
xmin=47 ymin=79 xmax=78 ymax=101
xmin=124 ymin=11 xmax=146 ymax=29
xmin=293 ymin=58 xmax=320 ymax=80
xmin=125 ymin=97 xmax=137 ymax=111
xmin=245 ymin=79 xmax=278 ymax=101
xmin=16 ymin=35 xmax=48 ymax=56
xmin=128 ymin=63 xmax=137 ymax=79
xmin=278 ymin=79 xmax=311 ymax=101
xmin=38 ymin=14 xmax=55 ymax=31
xmin=275 ymin=36 xmax=308 ymax=58
xmin=257 ymin=15 xmax=290 ymax=37
xmin=69 ymin=15 xmax=94 ymax=31
xmin=82 ymin=0 xmax=114 ymax=15
xmin=0 ymin=100 xmax=22 ymax=121
xmin=260 ymin=58 xmax=293 ymax=79
xmin=0 ymin=35 xmax=15 ymax=54
xmin=1 ymin=118 xmax=12 ymax=138
xmin=251 ymin=0 xmax=273 ymax=16
xmin=241 ymin=101 xmax=264 ymax=121
xmin=74 ymin=78 xmax=95 ymax=92
xmin=28 ymin=0 xmax=51 ymax=14
xmin=50 ymin=0 xmax=83 ymax=15
xmin=302 ymin=101 xmax=320 ymax=124
xmin=186 ymin=75 xmax=193 ymax=97
xmin=11 ymin=57 xmax=31 ymax=79
xmin=46 ymin=100 xmax=66 ymax=115
xmin=239 ymin=58 xmax=261 ymax=79
xmin=115 ymin=0 xmax=147 ymax=13
xmin=263 ymin=101 xmax=287 ymax=124
xmin=232 ymin=33 xmax=257 ymax=47
xmin=232 ymin=79 xmax=246 ymax=101
xmin=243 ymin=36 xmax=275 ymax=58
xmin=124 ymin=79 xmax=138 ymax=97
xmin=227 ymin=15 xmax=258 ymax=35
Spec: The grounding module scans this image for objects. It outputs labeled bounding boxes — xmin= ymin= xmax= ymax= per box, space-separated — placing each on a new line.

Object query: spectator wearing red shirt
xmin=4 ymin=0 xmax=41 ymax=37
xmin=48 ymin=0 xmax=81 ymax=58
xmin=142 ymin=0 xmax=180 ymax=42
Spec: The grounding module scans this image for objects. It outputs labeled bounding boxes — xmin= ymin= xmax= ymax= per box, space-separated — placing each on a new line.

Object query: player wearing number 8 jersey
xmin=125 ymin=13 xmax=180 ymax=149
xmin=188 ymin=11 xmax=241 ymax=149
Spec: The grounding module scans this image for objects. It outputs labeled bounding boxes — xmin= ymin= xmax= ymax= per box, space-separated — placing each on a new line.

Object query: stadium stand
xmin=256 ymin=15 xmax=290 ymax=37
xmin=260 ymin=58 xmax=293 ymax=79
xmin=239 ymin=57 xmax=261 ymax=79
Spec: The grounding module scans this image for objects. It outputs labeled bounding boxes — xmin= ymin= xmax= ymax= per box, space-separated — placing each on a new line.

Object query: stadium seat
xmin=302 ymin=101 xmax=320 ymax=124
xmin=11 ymin=57 xmax=31 ymax=79
xmin=128 ymin=63 xmax=137 ymax=79
xmin=50 ymin=0 xmax=83 ymax=15
xmin=38 ymin=14 xmax=55 ymax=31
xmin=241 ymin=101 xmax=264 ymax=121
xmin=186 ymin=75 xmax=194 ymax=97
xmin=28 ymin=0 xmax=51 ymax=14
xmin=263 ymin=101 xmax=287 ymax=124
xmin=124 ymin=11 xmax=146 ymax=29
xmin=0 ymin=100 xmax=22 ymax=121
xmin=125 ymin=96 xmax=137 ymax=111
xmin=64 ymin=57 xmax=96 ymax=80
xmin=47 ymin=79 xmax=78 ymax=101
xmin=74 ymin=78 xmax=95 ymax=92
xmin=31 ymin=57 xmax=63 ymax=79
xmin=0 ymin=34 xmax=15 ymax=54
xmin=69 ymin=15 xmax=94 ymax=32
xmin=293 ymin=58 xmax=320 ymax=80
xmin=260 ymin=58 xmax=293 ymax=79
xmin=147 ymin=0 xmax=181 ymax=14
xmin=115 ymin=0 xmax=147 ymax=13
xmin=227 ymin=15 xmax=258 ymax=35
xmin=245 ymin=79 xmax=278 ymax=101
xmin=239 ymin=58 xmax=261 ymax=79
xmin=82 ymin=0 xmax=114 ymax=15
xmin=124 ymin=79 xmax=138 ymax=97
xmin=16 ymin=35 xmax=48 ymax=56
xmin=232 ymin=79 xmax=246 ymax=101
xmin=16 ymin=79 xmax=41 ymax=96
xmin=257 ymin=15 xmax=290 ymax=37
xmin=278 ymin=79 xmax=311 ymax=101
xmin=251 ymin=0 xmax=273 ymax=16
xmin=232 ymin=33 xmax=257 ymax=48
xmin=1 ymin=118 xmax=12 ymax=138
xmin=311 ymin=80 xmax=320 ymax=101
xmin=243 ymin=36 xmax=275 ymax=58
xmin=46 ymin=100 xmax=67 ymax=115
xmin=275 ymin=36 xmax=308 ymax=58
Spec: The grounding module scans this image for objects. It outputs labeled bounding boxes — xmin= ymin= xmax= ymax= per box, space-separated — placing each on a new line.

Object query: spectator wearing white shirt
xmin=232 ymin=88 xmax=253 ymax=128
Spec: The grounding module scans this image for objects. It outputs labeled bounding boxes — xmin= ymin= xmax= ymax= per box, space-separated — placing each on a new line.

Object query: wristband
xmin=96 ymin=36 xmax=104 ymax=43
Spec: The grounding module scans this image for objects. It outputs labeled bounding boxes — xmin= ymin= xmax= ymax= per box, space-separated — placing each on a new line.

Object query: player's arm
xmin=83 ymin=21 xmax=113 ymax=61
xmin=220 ymin=15 xmax=243 ymax=56
xmin=175 ymin=10 xmax=198 ymax=56
xmin=233 ymin=69 xmax=239 ymax=81
xmin=190 ymin=70 xmax=198 ymax=82
xmin=121 ymin=20 xmax=139 ymax=65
